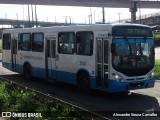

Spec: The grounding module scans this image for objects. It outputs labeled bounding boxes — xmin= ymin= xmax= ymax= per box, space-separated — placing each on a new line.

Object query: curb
xmin=156 ymin=80 xmax=160 ymax=82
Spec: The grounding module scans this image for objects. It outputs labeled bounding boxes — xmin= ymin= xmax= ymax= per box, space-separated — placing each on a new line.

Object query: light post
xmin=64 ymin=16 xmax=72 ymax=25
xmin=117 ymin=13 xmax=121 ymax=23
xmin=88 ymin=15 xmax=91 ymax=24
xmin=5 ymin=13 xmax=7 ymax=19
xmin=102 ymin=7 xmax=105 ymax=23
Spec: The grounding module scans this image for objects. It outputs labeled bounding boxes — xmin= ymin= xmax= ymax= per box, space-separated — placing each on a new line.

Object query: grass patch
xmin=0 ymin=81 xmax=90 ymax=120
xmin=154 ymin=33 xmax=160 ymax=39
xmin=155 ymin=61 xmax=160 ymax=79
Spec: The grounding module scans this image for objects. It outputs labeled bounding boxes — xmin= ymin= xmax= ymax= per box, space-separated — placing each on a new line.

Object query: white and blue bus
xmin=2 ymin=24 xmax=156 ymax=93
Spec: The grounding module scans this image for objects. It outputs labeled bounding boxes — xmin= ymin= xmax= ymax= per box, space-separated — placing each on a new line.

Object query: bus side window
xmin=2 ymin=33 xmax=11 ymax=50
xmin=32 ymin=33 xmax=44 ymax=52
xmin=58 ymin=32 xmax=75 ymax=54
xmin=76 ymin=31 xmax=93 ymax=56
xmin=21 ymin=33 xmax=31 ymax=51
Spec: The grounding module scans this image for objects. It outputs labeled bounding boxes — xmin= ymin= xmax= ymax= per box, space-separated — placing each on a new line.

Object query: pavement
xmin=155 ymin=47 xmax=160 ymax=61
xmin=0 ymin=53 xmax=2 ymax=61
xmin=0 ymin=117 xmax=5 ymax=120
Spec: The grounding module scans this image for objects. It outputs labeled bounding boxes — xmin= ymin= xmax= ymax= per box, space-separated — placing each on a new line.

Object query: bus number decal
xmin=97 ymin=32 xmax=108 ymax=38
xmin=80 ymin=61 xmax=86 ymax=66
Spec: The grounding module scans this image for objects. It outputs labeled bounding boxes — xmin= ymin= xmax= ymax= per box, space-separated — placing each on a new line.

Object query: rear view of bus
xmin=109 ymin=24 xmax=156 ymax=92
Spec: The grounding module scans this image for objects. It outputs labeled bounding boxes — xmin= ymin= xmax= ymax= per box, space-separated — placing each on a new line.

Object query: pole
xmin=28 ymin=5 xmax=31 ymax=27
xmin=139 ymin=7 xmax=141 ymax=24
xmin=102 ymin=7 xmax=105 ymax=23
xmin=69 ymin=16 xmax=71 ymax=24
xmin=16 ymin=13 xmax=19 ymax=27
xmin=130 ymin=1 xmax=137 ymax=23
xmin=22 ymin=4 xmax=24 ymax=20
xmin=117 ymin=13 xmax=121 ymax=23
xmin=88 ymin=15 xmax=91 ymax=24
xmin=90 ymin=7 xmax=92 ymax=24
xmin=31 ymin=5 xmax=34 ymax=27
xmin=35 ymin=5 xmax=38 ymax=27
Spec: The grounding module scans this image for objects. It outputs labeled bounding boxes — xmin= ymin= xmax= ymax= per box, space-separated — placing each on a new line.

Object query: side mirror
xmin=111 ymin=43 xmax=115 ymax=54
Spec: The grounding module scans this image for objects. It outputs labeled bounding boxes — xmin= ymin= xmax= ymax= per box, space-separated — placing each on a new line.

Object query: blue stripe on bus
xmin=2 ymin=62 xmax=12 ymax=71
xmin=16 ymin=64 xmax=23 ymax=74
xmin=2 ymin=62 xmax=156 ymax=93
xmin=2 ymin=62 xmax=78 ymax=84
xmin=108 ymin=77 xmax=156 ymax=93
xmin=2 ymin=62 xmax=96 ymax=88
xmin=55 ymin=70 xmax=76 ymax=84
xmin=32 ymin=67 xmax=46 ymax=79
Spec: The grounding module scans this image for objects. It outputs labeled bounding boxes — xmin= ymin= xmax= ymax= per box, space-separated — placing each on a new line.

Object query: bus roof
xmin=2 ymin=23 xmax=150 ymax=34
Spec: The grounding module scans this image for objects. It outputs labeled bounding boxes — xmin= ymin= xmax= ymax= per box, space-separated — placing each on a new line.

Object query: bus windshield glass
xmin=112 ymin=38 xmax=154 ymax=76
xmin=112 ymin=26 xmax=153 ymax=37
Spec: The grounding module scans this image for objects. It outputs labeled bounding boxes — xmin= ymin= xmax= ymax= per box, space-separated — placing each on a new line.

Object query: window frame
xmin=76 ymin=31 xmax=94 ymax=56
xmin=32 ymin=32 xmax=44 ymax=52
xmin=20 ymin=33 xmax=32 ymax=51
xmin=58 ymin=32 xmax=75 ymax=54
xmin=2 ymin=33 xmax=11 ymax=50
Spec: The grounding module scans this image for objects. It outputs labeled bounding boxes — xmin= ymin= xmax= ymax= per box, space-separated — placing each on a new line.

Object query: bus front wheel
xmin=24 ymin=64 xmax=32 ymax=80
xmin=77 ymin=73 xmax=90 ymax=93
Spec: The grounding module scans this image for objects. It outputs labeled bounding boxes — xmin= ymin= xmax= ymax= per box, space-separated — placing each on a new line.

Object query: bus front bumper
xmin=108 ymin=77 xmax=156 ymax=93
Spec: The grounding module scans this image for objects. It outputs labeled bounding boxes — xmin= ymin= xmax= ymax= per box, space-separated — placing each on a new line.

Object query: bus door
xmin=11 ymin=38 xmax=17 ymax=71
xmin=46 ymin=39 xmax=56 ymax=80
xmin=96 ymin=38 xmax=109 ymax=89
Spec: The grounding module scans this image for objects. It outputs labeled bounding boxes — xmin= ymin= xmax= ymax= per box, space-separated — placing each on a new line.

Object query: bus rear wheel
xmin=77 ymin=73 xmax=90 ymax=93
xmin=24 ymin=64 xmax=32 ymax=80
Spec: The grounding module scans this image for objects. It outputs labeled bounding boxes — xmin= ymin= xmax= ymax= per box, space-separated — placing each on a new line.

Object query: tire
xmin=77 ymin=73 xmax=90 ymax=93
xmin=24 ymin=64 xmax=32 ymax=80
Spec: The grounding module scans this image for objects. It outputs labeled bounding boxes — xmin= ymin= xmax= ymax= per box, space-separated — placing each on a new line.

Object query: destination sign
xmin=112 ymin=26 xmax=153 ymax=37
xmin=127 ymin=29 xmax=147 ymax=35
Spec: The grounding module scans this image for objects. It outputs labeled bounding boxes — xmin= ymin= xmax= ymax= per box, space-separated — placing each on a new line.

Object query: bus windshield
xmin=112 ymin=38 xmax=154 ymax=76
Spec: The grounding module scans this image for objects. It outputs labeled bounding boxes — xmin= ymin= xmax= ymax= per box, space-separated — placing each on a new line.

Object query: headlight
xmin=114 ymin=73 xmax=125 ymax=82
xmin=151 ymin=72 xmax=155 ymax=76
xmin=115 ymin=74 xmax=120 ymax=80
xmin=147 ymin=71 xmax=155 ymax=80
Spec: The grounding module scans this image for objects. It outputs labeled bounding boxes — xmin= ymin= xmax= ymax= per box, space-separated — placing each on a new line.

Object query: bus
xmin=2 ymin=24 xmax=156 ymax=93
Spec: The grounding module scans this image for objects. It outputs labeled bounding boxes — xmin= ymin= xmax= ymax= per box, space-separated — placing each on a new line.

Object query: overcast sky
xmin=0 ymin=4 xmax=159 ymax=24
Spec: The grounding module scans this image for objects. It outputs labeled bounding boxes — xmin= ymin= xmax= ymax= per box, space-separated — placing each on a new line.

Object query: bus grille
xmin=126 ymin=77 xmax=145 ymax=81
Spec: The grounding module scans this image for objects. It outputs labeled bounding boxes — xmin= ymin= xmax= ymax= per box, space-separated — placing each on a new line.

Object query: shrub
xmin=0 ymin=81 xmax=89 ymax=120
xmin=155 ymin=61 xmax=160 ymax=79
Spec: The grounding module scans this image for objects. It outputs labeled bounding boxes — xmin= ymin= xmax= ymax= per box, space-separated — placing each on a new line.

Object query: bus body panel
xmin=108 ymin=77 xmax=156 ymax=93
xmin=2 ymin=24 xmax=156 ymax=93
xmin=2 ymin=50 xmax=12 ymax=70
